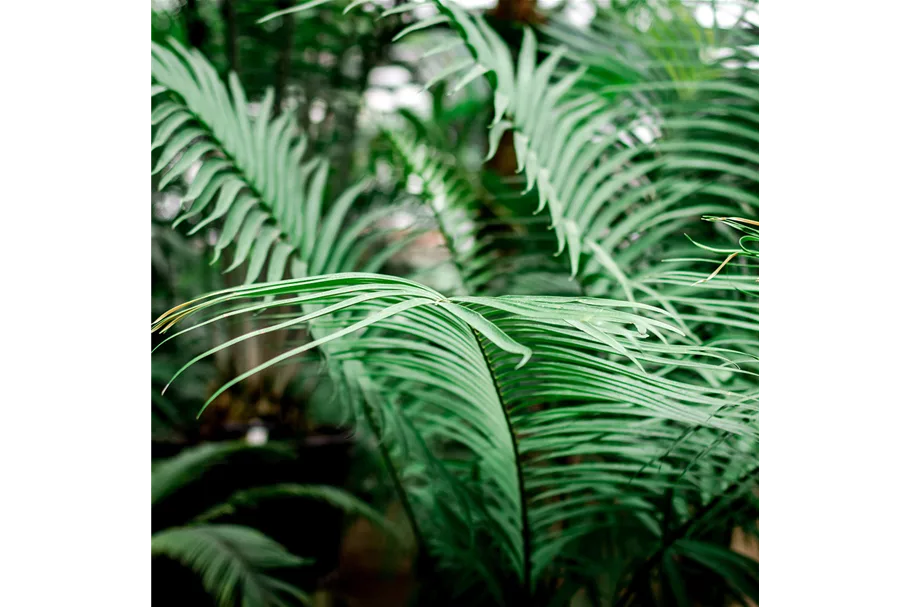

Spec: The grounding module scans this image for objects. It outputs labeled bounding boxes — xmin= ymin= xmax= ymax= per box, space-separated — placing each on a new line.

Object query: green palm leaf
xmin=154 ymin=272 xmax=757 ymax=601
xmin=152 ymin=39 xmax=402 ymax=282
xmin=382 ymin=126 xmax=500 ymax=295
xmin=151 ymin=3 xmax=759 ymax=604
xmin=152 ymin=441 xmax=296 ymax=506
xmin=151 ymin=524 xmax=312 ymax=607
xmin=195 ymin=482 xmax=408 ymax=547
xmin=338 ymin=0 xmax=759 ymax=342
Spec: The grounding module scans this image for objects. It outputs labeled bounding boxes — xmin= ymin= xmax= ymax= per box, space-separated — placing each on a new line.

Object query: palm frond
xmin=382 ymin=122 xmax=586 ymax=298
xmin=382 ymin=126 xmax=495 ymax=295
xmin=153 ymin=441 xmax=296 ymax=506
xmin=196 ymin=482 xmax=408 ymax=547
xmin=151 ymin=43 xmax=438 ymax=572
xmin=345 ymin=1 xmax=757 ymax=329
xmin=151 ymin=4 xmax=759 ymax=604
xmin=152 ymin=39 xmax=401 ymax=283
xmin=151 ymin=524 xmax=312 ymax=607
xmin=154 ymin=272 xmax=757 ymax=601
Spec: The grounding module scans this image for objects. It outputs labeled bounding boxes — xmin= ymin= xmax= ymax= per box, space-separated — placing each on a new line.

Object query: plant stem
xmin=472 ymin=330 xmax=532 ymax=600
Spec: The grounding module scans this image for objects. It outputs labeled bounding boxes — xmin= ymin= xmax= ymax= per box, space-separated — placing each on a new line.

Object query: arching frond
xmin=195 ymin=483 xmax=408 ymax=547
xmin=152 ymin=40 xmax=401 ymax=282
xmin=151 ymin=524 xmax=312 ymax=607
xmin=153 ymin=441 xmax=296 ymax=506
xmin=540 ymin=4 xmax=759 ymax=284
xmin=383 ymin=126 xmax=499 ymax=295
xmin=154 ymin=272 xmax=758 ymax=601
xmin=151 ymin=4 xmax=760 ymax=604
xmin=344 ymin=1 xmax=757 ymax=333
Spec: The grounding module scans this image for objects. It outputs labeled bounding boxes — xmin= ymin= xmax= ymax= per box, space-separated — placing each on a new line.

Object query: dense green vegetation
xmin=151 ymin=1 xmax=759 ymax=605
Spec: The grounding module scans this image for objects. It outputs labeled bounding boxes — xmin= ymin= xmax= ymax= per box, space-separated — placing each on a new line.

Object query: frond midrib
xmin=470 ymin=328 xmax=532 ymax=596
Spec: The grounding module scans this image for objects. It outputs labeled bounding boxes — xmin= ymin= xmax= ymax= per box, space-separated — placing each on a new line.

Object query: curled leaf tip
xmin=514 ymin=351 xmax=532 ymax=370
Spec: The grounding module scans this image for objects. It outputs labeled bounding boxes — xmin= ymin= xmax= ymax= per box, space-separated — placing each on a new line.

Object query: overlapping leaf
xmin=351 ymin=1 xmax=757 ymax=341
xmin=154 ymin=272 xmax=757 ymax=600
xmin=151 ymin=2 xmax=760 ymax=604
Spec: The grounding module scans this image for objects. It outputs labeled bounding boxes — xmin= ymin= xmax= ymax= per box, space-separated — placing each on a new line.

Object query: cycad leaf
xmin=398 ymin=1 xmax=758 ymax=337
xmin=151 ymin=525 xmax=311 ymax=607
xmin=154 ymin=272 xmax=759 ymax=596
xmin=196 ymin=483 xmax=407 ymax=546
xmin=152 ymin=40 xmax=399 ymax=287
xmin=152 ymin=442 xmax=295 ymax=506
xmin=675 ymin=540 xmax=759 ymax=604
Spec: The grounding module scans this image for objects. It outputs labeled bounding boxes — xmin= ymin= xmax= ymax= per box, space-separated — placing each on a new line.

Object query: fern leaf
xmin=151 ymin=40 xmax=393 ymax=283
xmin=152 ymin=441 xmax=296 ymax=506
xmin=154 ymin=273 xmax=758 ymax=597
xmin=367 ymin=1 xmax=758 ymax=341
xmin=195 ymin=483 xmax=408 ymax=547
xmin=151 ymin=524 xmax=311 ymax=607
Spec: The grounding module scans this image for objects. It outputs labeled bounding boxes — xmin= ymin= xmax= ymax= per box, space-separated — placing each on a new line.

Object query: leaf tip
xmin=515 ymin=352 xmax=531 ymax=370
